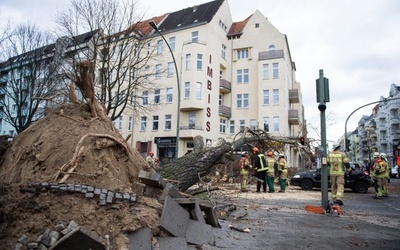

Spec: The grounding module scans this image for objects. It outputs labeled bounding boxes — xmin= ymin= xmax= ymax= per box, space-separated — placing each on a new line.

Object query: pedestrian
xmin=252 ymin=147 xmax=268 ymax=193
xmin=327 ymin=144 xmax=351 ymax=205
xmin=238 ymin=153 xmax=252 ymax=192
xmin=146 ymin=151 xmax=155 ymax=168
xmin=277 ymin=153 xmax=288 ymax=192
xmin=380 ymin=153 xmax=389 ymax=197
xmin=372 ymin=152 xmax=387 ymax=199
xmin=265 ymin=151 xmax=276 ymax=193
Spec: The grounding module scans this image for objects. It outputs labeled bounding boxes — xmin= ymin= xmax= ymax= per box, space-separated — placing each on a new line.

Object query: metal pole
xmin=150 ymin=21 xmax=181 ymax=159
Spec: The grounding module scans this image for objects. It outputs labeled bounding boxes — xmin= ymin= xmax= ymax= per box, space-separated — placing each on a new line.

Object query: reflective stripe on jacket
xmin=266 ymin=157 xmax=275 ymax=174
xmin=327 ymin=151 xmax=349 ymax=176
xmin=255 ymin=154 xmax=268 ymax=172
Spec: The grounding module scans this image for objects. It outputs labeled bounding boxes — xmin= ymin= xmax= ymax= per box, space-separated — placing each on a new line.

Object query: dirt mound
xmin=0 ymin=103 xmax=159 ymax=249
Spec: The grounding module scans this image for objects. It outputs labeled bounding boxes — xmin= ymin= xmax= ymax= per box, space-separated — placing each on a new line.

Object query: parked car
xmin=290 ymin=168 xmax=372 ymax=193
xmin=390 ymin=166 xmax=399 ymax=178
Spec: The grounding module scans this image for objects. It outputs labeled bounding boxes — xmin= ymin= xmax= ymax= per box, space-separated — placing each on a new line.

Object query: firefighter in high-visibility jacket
xmin=277 ymin=154 xmax=288 ymax=192
xmin=372 ymin=153 xmax=387 ymax=199
xmin=253 ymin=147 xmax=268 ymax=192
xmin=380 ymin=153 xmax=389 ymax=197
xmin=265 ymin=151 xmax=276 ymax=193
xmin=239 ymin=153 xmax=251 ymax=192
xmin=327 ymin=144 xmax=351 ymax=205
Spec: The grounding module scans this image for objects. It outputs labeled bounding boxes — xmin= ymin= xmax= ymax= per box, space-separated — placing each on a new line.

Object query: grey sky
xmin=1 ymin=0 xmax=400 ymax=145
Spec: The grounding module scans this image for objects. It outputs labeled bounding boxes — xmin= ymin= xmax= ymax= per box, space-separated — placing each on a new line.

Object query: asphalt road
xmin=209 ymin=178 xmax=400 ymax=250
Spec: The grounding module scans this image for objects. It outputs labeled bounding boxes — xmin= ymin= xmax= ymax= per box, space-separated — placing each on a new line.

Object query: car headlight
xmin=292 ymin=174 xmax=300 ymax=179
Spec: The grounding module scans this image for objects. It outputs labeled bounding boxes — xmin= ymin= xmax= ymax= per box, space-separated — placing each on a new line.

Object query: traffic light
xmin=346 ymin=139 xmax=351 ymax=152
xmin=300 ymin=137 xmax=305 ymax=145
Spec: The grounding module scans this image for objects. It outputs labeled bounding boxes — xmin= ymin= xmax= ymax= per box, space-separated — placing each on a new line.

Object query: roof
xmin=227 ymin=14 xmax=252 ymax=37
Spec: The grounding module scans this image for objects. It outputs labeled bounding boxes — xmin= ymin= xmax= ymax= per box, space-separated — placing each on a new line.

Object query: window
xmin=237 ymin=93 xmax=249 ymax=108
xmin=269 ymin=45 xmax=276 ymax=50
xmin=273 ymin=89 xmax=279 ymax=104
xmin=185 ymin=54 xmax=191 ymax=70
xmin=168 ymin=36 xmax=176 ymax=52
xmin=221 ymin=44 xmax=226 ymax=59
xmin=243 ymin=94 xmax=249 ymax=108
xmin=155 ymin=64 xmax=162 ymax=78
xmin=263 ymin=64 xmax=269 ymax=79
xmin=143 ymin=91 xmax=148 ymax=105
xmin=166 ymin=88 xmax=173 ymax=103
xmin=165 ymin=114 xmax=171 ymax=130
xmin=197 ymin=54 xmax=203 ymax=70
xmin=229 ymin=120 xmax=235 ymax=134
xmin=154 ymin=89 xmax=160 ymax=104
xmin=263 ymin=117 xmax=269 ymax=131
xmin=196 ymin=82 xmax=202 ymax=99
xmin=192 ymin=31 xmax=198 ymax=43
xmin=128 ymin=116 xmax=132 ymax=131
xmin=239 ymin=120 xmax=245 ymax=132
xmin=156 ymin=40 xmax=163 ymax=54
xmin=236 ymin=69 xmax=249 ymax=83
xmin=237 ymin=49 xmax=249 ymax=59
xmin=255 ymin=23 xmax=259 ymax=28
xmin=140 ymin=117 xmax=147 ymax=131
xmin=273 ymin=116 xmax=279 ymax=132
xmin=250 ymin=119 xmax=257 ymax=130
xmin=236 ymin=94 xmax=242 ymax=108
xmin=184 ymin=82 xmax=190 ymax=98
xmin=167 ymin=62 xmax=174 ymax=77
xmin=263 ymin=90 xmax=270 ymax=105
xmin=273 ymin=63 xmax=279 ymax=78
xmin=188 ymin=112 xmax=196 ymax=129
xmin=220 ymin=119 xmax=226 ymax=133
xmin=119 ymin=116 xmax=123 ymax=130
xmin=153 ymin=115 xmax=159 ymax=130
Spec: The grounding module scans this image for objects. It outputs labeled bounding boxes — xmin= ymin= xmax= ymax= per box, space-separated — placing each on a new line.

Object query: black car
xmin=290 ymin=168 xmax=372 ymax=193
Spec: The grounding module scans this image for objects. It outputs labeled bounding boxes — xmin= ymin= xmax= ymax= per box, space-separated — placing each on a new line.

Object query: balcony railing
xmin=219 ymin=78 xmax=231 ymax=93
xmin=219 ymin=105 xmax=231 ymax=118
xmin=289 ymin=89 xmax=299 ymax=103
xmin=288 ymin=109 xmax=299 ymax=125
xmin=258 ymin=49 xmax=284 ymax=61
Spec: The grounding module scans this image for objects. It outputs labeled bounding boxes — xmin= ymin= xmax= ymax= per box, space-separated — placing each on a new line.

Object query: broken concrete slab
xmin=138 ymin=170 xmax=166 ymax=189
xmin=158 ymin=237 xmax=188 ymax=250
xmin=185 ymin=219 xmax=214 ymax=246
xmin=160 ymin=196 xmax=189 ymax=237
xmin=48 ymin=226 xmax=105 ymax=250
xmin=127 ymin=227 xmax=152 ymax=250
xmin=159 ymin=183 xmax=183 ymax=203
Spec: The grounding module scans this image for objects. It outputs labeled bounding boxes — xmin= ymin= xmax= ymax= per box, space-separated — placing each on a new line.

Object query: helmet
xmin=332 ymin=144 xmax=341 ymax=151
xmin=267 ymin=151 xmax=273 ymax=157
xmin=373 ymin=152 xmax=380 ymax=158
xmin=278 ymin=153 xmax=285 ymax=158
xmin=149 ymin=151 xmax=154 ymax=156
xmin=252 ymin=147 xmax=259 ymax=153
xmin=380 ymin=153 xmax=387 ymax=158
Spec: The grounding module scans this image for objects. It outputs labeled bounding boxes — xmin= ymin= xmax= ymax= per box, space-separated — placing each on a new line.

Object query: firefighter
xmin=380 ymin=153 xmax=389 ymax=197
xmin=370 ymin=152 xmax=381 ymax=198
xmin=373 ymin=153 xmax=387 ymax=199
xmin=277 ymin=153 xmax=288 ymax=192
xmin=146 ymin=151 xmax=155 ymax=168
xmin=253 ymin=147 xmax=268 ymax=192
xmin=239 ymin=153 xmax=251 ymax=192
xmin=327 ymin=144 xmax=351 ymax=205
xmin=265 ymin=151 xmax=276 ymax=193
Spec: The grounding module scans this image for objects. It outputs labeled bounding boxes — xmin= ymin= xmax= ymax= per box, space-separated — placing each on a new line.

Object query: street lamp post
xmin=149 ymin=20 xmax=181 ymax=159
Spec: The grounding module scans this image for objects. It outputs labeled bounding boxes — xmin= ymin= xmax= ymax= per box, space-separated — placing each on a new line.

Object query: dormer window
xmin=269 ymin=45 xmax=276 ymax=51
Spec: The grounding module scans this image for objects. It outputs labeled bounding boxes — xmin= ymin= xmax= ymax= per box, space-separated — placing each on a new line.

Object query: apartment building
xmin=123 ymin=0 xmax=305 ymax=167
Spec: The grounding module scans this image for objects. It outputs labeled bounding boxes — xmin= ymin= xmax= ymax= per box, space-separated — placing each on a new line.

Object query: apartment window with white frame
xmin=184 ymin=82 xmax=190 ymax=98
xmin=166 ymin=88 xmax=173 ymax=103
xmin=156 ymin=40 xmax=163 ymax=54
xmin=243 ymin=94 xmax=249 ymax=108
xmin=221 ymin=44 xmax=226 ymax=59
xmin=237 ymin=49 xmax=249 ymax=59
xmin=185 ymin=54 xmax=191 ymax=70
xmin=154 ymin=89 xmax=160 ymax=104
xmin=263 ymin=64 xmax=269 ymax=79
xmin=191 ymin=31 xmax=199 ymax=43
xmin=167 ymin=62 xmax=174 ymax=77
xmin=165 ymin=114 xmax=171 ymax=130
xmin=239 ymin=120 xmax=245 ymax=132
xmin=128 ymin=116 xmax=132 ymax=131
xmin=229 ymin=120 xmax=235 ymax=134
xmin=143 ymin=91 xmax=148 ymax=105
xmin=196 ymin=82 xmax=202 ymax=99
xmin=168 ymin=36 xmax=175 ymax=51
xmin=140 ymin=116 xmax=147 ymax=131
xmin=273 ymin=63 xmax=279 ymax=78
xmin=273 ymin=89 xmax=279 ymax=104
xmin=118 ymin=116 xmax=123 ymax=130
xmin=197 ymin=54 xmax=203 ymax=70
xmin=188 ymin=112 xmax=196 ymax=129
xmin=155 ymin=64 xmax=162 ymax=78
xmin=220 ymin=119 xmax=226 ymax=133
xmin=236 ymin=69 xmax=249 ymax=83
xmin=263 ymin=90 xmax=270 ymax=105
xmin=263 ymin=117 xmax=269 ymax=131
xmin=250 ymin=119 xmax=257 ymax=130
xmin=273 ymin=116 xmax=279 ymax=132
xmin=153 ymin=115 xmax=159 ymax=130
xmin=236 ymin=94 xmax=242 ymax=108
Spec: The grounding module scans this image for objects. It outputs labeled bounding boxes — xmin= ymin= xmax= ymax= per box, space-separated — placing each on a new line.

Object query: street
xmin=208 ymin=178 xmax=400 ymax=249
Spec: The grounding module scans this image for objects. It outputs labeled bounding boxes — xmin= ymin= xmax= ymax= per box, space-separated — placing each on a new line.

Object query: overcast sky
xmin=1 ymin=0 xmax=400 ymax=146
